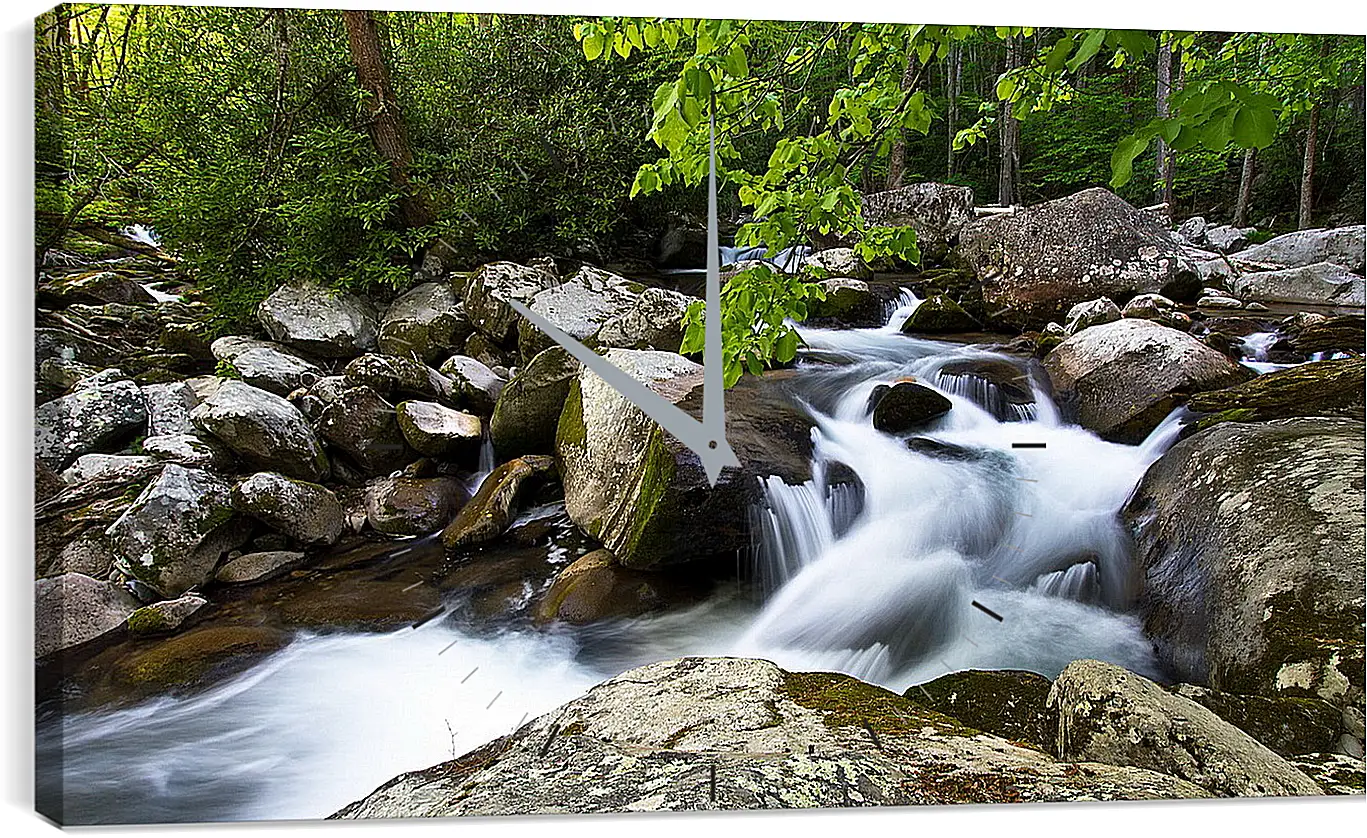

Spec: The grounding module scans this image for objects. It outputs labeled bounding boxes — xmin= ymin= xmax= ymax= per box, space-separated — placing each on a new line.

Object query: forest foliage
xmin=34 ymin=6 xmax=1365 ymax=376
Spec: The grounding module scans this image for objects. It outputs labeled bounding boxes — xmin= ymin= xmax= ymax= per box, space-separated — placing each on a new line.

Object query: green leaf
xmin=774 ymin=329 xmax=799 ymax=363
xmin=996 ymin=75 xmax=1017 ymax=101
xmin=1109 ymin=132 xmax=1153 ymax=188
xmin=582 ymin=32 xmax=604 ymax=61
xmin=1232 ymin=103 xmax=1278 ymax=148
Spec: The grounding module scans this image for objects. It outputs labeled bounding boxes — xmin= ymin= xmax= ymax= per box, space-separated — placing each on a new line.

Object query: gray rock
xmin=52 ymin=530 xmax=115 ymax=579
xmin=316 ymin=385 xmax=410 ymax=474
xmin=60 ymin=454 xmax=161 ymax=484
xmin=803 ymin=247 xmax=871 ymax=279
xmin=34 ymin=572 xmax=139 ymax=658
xmin=1231 ymin=261 xmax=1365 ymax=307
xmin=1288 ymin=753 xmax=1366 ymax=795
xmin=1231 ymin=226 xmax=1365 ymax=274
xmin=1177 ymin=216 xmax=1208 ymax=246
xmin=343 ymin=353 xmax=455 ymax=404
xmin=364 ymin=476 xmax=466 ymax=536
xmin=215 ymin=550 xmax=307 ymax=585
xmin=1063 ymin=297 xmax=1122 ymax=335
xmin=871 ymin=381 xmax=954 ymax=433
xmin=1049 ymin=659 xmax=1323 ymax=797
xmin=37 ymin=356 xmax=99 ymax=401
xmin=597 ymin=287 xmax=695 ymax=351
xmin=72 ymin=367 xmax=131 ymax=390
xmin=211 ymin=336 xmax=322 ymax=395
xmin=35 ymin=379 xmax=147 ymax=470
xmin=488 ymin=347 xmax=579 ymax=458
xmin=1043 ymin=318 xmax=1253 ymax=443
xmin=516 ymin=266 xmax=641 ymax=359
xmin=105 ymin=464 xmax=247 ymax=597
xmin=335 ymin=657 xmax=1207 ymax=818
xmin=233 ymin=471 xmax=345 ymax=546
xmin=958 ymin=188 xmax=1200 ymax=330
xmin=1121 ymin=293 xmax=1189 ymax=330
xmin=396 ymin=400 xmax=482 ymax=458
xmin=439 ymin=355 xmax=506 ymax=414
xmin=378 ymin=281 xmax=471 ymax=363
xmin=860 ymin=182 xmax=976 ymax=263
xmin=127 ymin=594 xmax=209 ymax=635
xmin=1206 ymin=225 xmax=1252 ymax=254
xmin=141 ymin=381 xmax=200 ymax=436
xmin=141 ymin=433 xmax=233 ymax=470
xmin=191 ymin=380 xmax=329 ymax=481
xmin=37 ymin=270 xmax=156 ymax=307
xmin=1198 ymin=293 xmax=1245 ymax=309
xmin=461 ymin=261 xmax=559 ymax=346
xmin=1124 ymin=418 xmax=1365 ymax=701
xmin=257 ymin=282 xmax=378 ymax=358
xmin=808 ymin=278 xmax=879 ymax=323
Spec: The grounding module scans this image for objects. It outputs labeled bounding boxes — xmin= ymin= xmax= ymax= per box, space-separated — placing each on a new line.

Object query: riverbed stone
xmin=378 ymin=281 xmax=472 ymax=362
xmin=34 ymin=572 xmax=139 ymax=659
xmin=462 ymin=261 xmax=559 ymax=346
xmin=210 ymin=336 xmax=321 ymax=395
xmin=860 ymin=182 xmax=976 ymax=263
xmin=334 ymin=656 xmax=1208 ymax=818
xmin=1188 ymin=356 xmax=1365 ymax=426
xmin=1231 ymin=261 xmax=1365 ymax=307
xmin=901 ymin=294 xmax=978 ymax=333
xmin=191 ymin=380 xmax=329 ymax=481
xmin=440 ymin=354 xmax=506 ymax=414
xmin=533 ymin=549 xmax=703 ymax=626
xmin=1289 ymin=753 xmax=1366 ymax=795
xmin=488 ymin=347 xmax=579 ymax=458
xmin=343 ymin=353 xmax=455 ymax=405
xmin=1170 ymin=684 xmax=1342 ymax=758
xmin=104 ymin=625 xmax=289 ymax=696
xmin=316 ymin=384 xmax=411 ymax=474
xmin=126 ymin=594 xmax=209 ymax=635
xmin=35 ymin=379 xmax=147 ymax=470
xmin=516 ymin=266 xmax=641 ymax=359
xmin=1063 ymin=297 xmax=1121 ymax=335
xmin=232 ymin=471 xmax=344 ymax=546
xmin=958 ymin=188 xmax=1200 ymax=330
xmin=60 ymin=454 xmax=160 ymax=485
xmin=1043 ymin=318 xmax=1253 ymax=443
xmin=441 ymin=455 xmax=555 ymax=551
xmin=870 ymin=381 xmax=953 ymax=433
xmin=934 ymin=359 xmax=1036 ymax=421
xmin=214 ymin=550 xmax=307 ymax=585
xmin=257 ymin=282 xmax=378 ymax=358
xmin=1123 ymin=418 xmax=1365 ymax=702
xmin=1206 ymin=225 xmax=1253 ymax=254
xmin=140 ymin=381 xmax=199 ymax=436
xmin=1049 ymin=659 xmax=1323 ymax=797
xmin=803 ymin=247 xmax=871 ymax=279
xmin=396 ymin=400 xmax=482 ymax=458
xmin=140 ymin=433 xmax=233 ymax=470
xmin=365 ymin=475 xmax=466 ymax=536
xmin=1231 ymin=225 xmax=1365 ymax=274
xmin=912 ymin=669 xmax=1055 ymax=753
xmin=105 ymin=464 xmax=247 ymax=597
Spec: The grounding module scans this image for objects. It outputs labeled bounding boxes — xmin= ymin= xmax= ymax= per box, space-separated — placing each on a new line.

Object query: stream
xmin=38 ymin=295 xmax=1191 ymax=824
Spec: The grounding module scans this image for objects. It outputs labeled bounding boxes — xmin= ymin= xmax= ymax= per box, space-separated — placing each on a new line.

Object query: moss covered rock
xmin=1189 ymin=356 xmax=1365 ymax=428
xmin=910 ymin=669 xmax=1055 ymax=752
xmin=441 ymin=455 xmax=555 ymax=551
xmin=107 ymin=625 xmax=288 ymax=695
xmin=1171 ymin=684 xmax=1342 ymax=758
xmin=364 ymin=475 xmax=466 ymax=536
xmin=233 ymin=471 xmax=344 ymax=546
xmin=488 ymin=346 xmax=579 ymax=458
xmin=901 ymin=294 xmax=978 ymax=334
xmin=533 ymin=549 xmax=703 ymax=626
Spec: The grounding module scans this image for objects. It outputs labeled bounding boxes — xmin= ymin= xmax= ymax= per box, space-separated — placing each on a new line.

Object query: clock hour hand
xmin=506 ymin=299 xmax=740 ymax=486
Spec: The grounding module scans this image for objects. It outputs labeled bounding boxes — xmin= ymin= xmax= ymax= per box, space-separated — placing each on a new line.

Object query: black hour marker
xmin=971 ymin=600 xmax=1004 ymax=622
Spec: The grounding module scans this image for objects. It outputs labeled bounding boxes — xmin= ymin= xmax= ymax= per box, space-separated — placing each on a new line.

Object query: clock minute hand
xmin=506 ymin=299 xmax=740 ymax=486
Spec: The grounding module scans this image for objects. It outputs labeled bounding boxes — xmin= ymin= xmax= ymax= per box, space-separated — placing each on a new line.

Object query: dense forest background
xmin=33 ymin=6 xmax=1366 ymax=332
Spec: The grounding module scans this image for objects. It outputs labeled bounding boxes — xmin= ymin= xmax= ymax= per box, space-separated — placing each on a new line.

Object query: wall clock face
xmin=29 ymin=2 xmax=1365 ymax=829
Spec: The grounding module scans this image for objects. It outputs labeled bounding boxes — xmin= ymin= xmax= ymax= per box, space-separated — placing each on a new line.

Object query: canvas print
xmin=33 ymin=4 xmax=1366 ymax=825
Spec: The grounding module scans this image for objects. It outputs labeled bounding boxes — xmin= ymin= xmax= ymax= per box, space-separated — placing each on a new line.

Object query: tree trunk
xmin=885 ymin=54 xmax=917 ymax=190
xmin=1234 ymin=148 xmax=1257 ymax=228
xmin=1154 ymin=35 xmax=1173 ymax=216
xmin=946 ymin=41 xmax=961 ymax=179
xmin=341 ymin=9 xmax=433 ymax=229
xmin=1298 ymin=103 xmax=1321 ymax=229
xmin=997 ymin=35 xmax=1020 ymax=206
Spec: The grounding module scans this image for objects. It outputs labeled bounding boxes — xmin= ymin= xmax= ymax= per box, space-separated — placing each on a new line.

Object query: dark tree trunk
xmin=997 ymin=35 xmax=1020 ymax=206
xmin=946 ymin=42 xmax=961 ymax=179
xmin=341 ymin=9 xmax=434 ymax=229
xmin=1155 ymin=35 xmax=1174 ymax=217
xmin=1299 ymin=103 xmax=1321 ymax=229
xmin=1234 ymin=148 xmax=1257 ymax=228
xmin=885 ymin=54 xmax=917 ymax=190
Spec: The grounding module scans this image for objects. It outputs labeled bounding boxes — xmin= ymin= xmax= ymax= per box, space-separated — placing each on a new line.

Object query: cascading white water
xmin=40 ymin=293 xmax=1191 ymax=823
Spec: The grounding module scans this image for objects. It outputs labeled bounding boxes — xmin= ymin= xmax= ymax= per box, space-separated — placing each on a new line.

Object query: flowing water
xmin=39 ymin=295 xmax=1192 ymax=824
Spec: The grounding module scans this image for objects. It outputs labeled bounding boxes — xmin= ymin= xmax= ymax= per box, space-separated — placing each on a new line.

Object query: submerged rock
xmin=35 ymin=573 xmax=139 ymax=659
xmin=103 ymin=625 xmax=289 ymax=697
xmin=232 ymin=471 xmax=344 ymax=546
xmin=870 ymin=381 xmax=953 ymax=433
xmin=364 ymin=476 xmax=466 ymax=536
xmin=191 ymin=380 xmax=329 ymax=481
xmin=35 ymin=379 xmax=147 ymax=470
xmin=106 ymin=464 xmax=247 ymax=597
xmin=378 ymin=281 xmax=471 ymax=363
xmin=334 ymin=657 xmax=1207 ymax=818
xmin=1049 ymin=659 xmax=1323 ymax=797
xmin=441 ymin=455 xmax=555 ymax=551
xmin=1123 ymin=418 xmax=1365 ymax=701
xmin=1043 ymin=318 xmax=1252 ymax=443
xmin=257 ymin=282 xmax=378 ymax=358
xmin=958 ymin=188 xmax=1200 ymax=330
xmin=533 ymin=549 xmax=705 ymax=626
xmin=488 ymin=347 xmax=579 ymax=458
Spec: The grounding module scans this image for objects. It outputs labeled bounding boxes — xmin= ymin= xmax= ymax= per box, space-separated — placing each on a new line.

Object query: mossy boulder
xmin=365 ymin=475 xmax=466 ymax=536
xmin=378 ymin=281 xmax=472 ymax=363
xmin=488 ymin=347 xmax=579 ymax=458
xmin=126 ymin=594 xmax=209 ymax=636
xmin=516 ymin=266 xmax=642 ymax=360
xmin=1189 ymin=356 xmax=1365 ymax=428
xmin=191 ymin=380 xmax=329 ymax=481
xmin=232 ymin=471 xmax=345 ymax=546
xmin=106 ymin=625 xmax=289 ymax=696
xmin=257 ymin=281 xmax=377 ymax=359
xmin=461 ymin=261 xmax=559 ymax=346
xmin=901 ymin=294 xmax=978 ymax=334
xmin=441 ymin=455 xmax=555 ymax=551
xmin=1171 ymin=684 xmax=1342 ymax=758
xmin=1124 ymin=418 xmax=1365 ymax=702
xmin=343 ymin=353 xmax=455 ymax=405
xmin=316 ymin=384 xmax=411 ymax=475
xmin=910 ymin=669 xmax=1055 ymax=752
xmin=533 ymin=549 xmax=704 ymax=626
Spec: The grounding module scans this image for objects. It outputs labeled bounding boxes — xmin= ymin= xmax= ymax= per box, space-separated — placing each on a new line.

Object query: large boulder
xmin=1043 ymin=318 xmax=1253 ymax=443
xmin=1123 ymin=418 xmax=1365 ymax=702
xmin=557 ymin=354 xmax=815 ymax=568
xmin=808 ymin=278 xmax=881 ymax=325
xmin=1171 ymin=684 xmax=1343 ymax=759
xmin=316 ymin=385 xmax=411 ymax=475
xmin=1188 ymin=357 xmax=1364 ymax=425
xmin=257 ymin=282 xmax=378 ymax=358
xmin=901 ymin=294 xmax=978 ymax=334
xmin=378 ymin=281 xmax=471 ymax=362
xmin=957 ymin=188 xmax=1200 ymax=330
xmin=34 ymin=379 xmax=146 ymax=470
xmin=210 ymin=336 xmax=321 ymax=395
xmin=191 ymin=380 xmax=329 ymax=481
xmin=861 ymin=182 xmax=976 ymax=263
xmin=1231 ymin=226 xmax=1365 ymax=274
xmin=596 ymin=287 xmax=694 ymax=352
xmin=516 ymin=266 xmax=641 ymax=359
xmin=803 ymin=247 xmax=871 ymax=279
xmin=343 ymin=353 xmax=455 ymax=405
xmin=870 ymin=381 xmax=954 ymax=433
xmin=461 ymin=261 xmax=559 ymax=346
xmin=439 ymin=355 xmax=506 ymax=414
xmin=335 ymin=657 xmax=1207 ymax=818
xmin=140 ymin=381 xmax=199 ymax=436
xmin=488 ymin=347 xmax=579 ymax=458
xmin=912 ymin=670 xmax=1056 ymax=753
xmin=105 ymin=464 xmax=247 ymax=597
xmin=396 ymin=400 xmax=482 ymax=458
xmin=1231 ymin=262 xmax=1365 ymax=307
xmin=364 ymin=476 xmax=466 ymax=536
xmin=1049 ymin=660 xmax=1323 ymax=797
xmin=34 ymin=572 xmax=139 ymax=659
xmin=232 ymin=471 xmax=345 ymax=546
